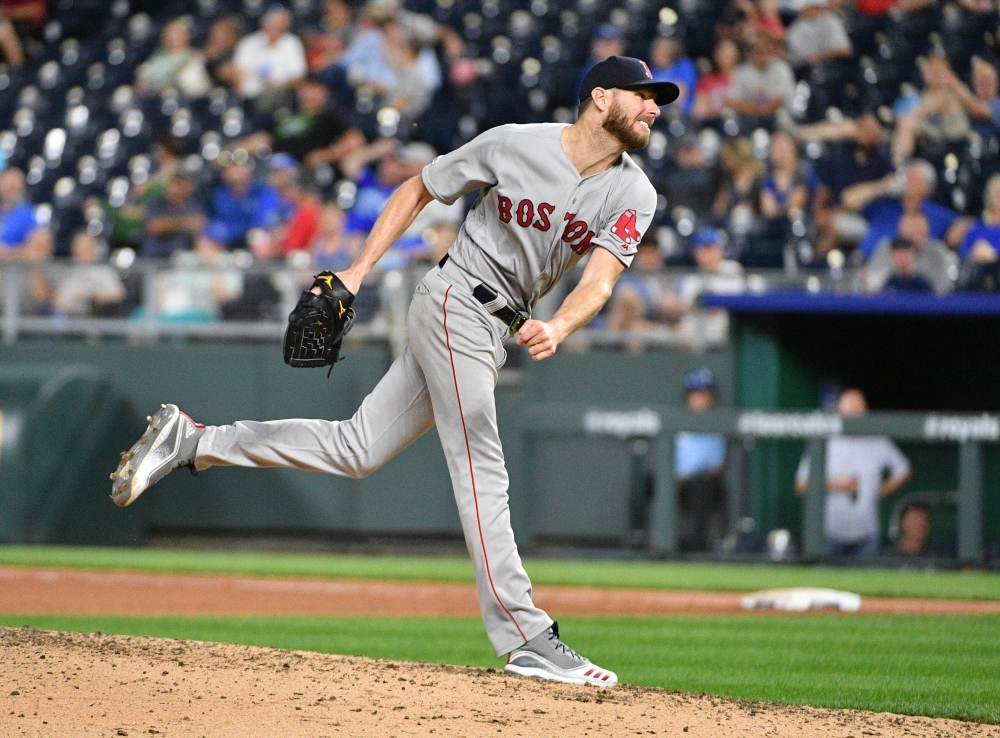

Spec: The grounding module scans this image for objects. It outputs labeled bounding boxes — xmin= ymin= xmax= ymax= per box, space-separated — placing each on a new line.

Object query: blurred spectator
xmin=339 ymin=0 xmax=448 ymax=108
xmin=841 ymin=159 xmax=962 ymax=258
xmin=798 ymin=113 xmax=893 ymax=254
xmin=101 ymin=136 xmax=188 ymax=251
xmin=577 ymin=24 xmax=625 ymax=88
xmin=135 ymin=17 xmax=210 ymax=98
xmin=0 ymin=9 xmax=24 ymax=67
xmin=660 ymin=134 xmax=723 ymax=225
xmin=968 ymin=57 xmax=1000 ymax=131
xmin=889 ymin=501 xmax=934 ymax=556
xmin=879 ymin=237 xmax=935 ymax=293
xmin=648 ymin=36 xmax=698 ymax=118
xmin=760 ymin=131 xmax=819 ymax=219
xmin=379 ymin=20 xmax=436 ymax=119
xmin=238 ymin=76 xmax=365 ymax=169
xmin=607 ymin=236 xmax=677 ymax=334
xmin=742 ymin=0 xmax=786 ymax=46
xmin=232 ymin=5 xmax=307 ymax=106
xmin=152 ymin=225 xmax=243 ymax=322
xmin=0 ymin=0 xmax=45 ymax=30
xmin=269 ymin=162 xmax=321 ymax=255
xmin=866 ymin=210 xmax=953 ymax=293
xmin=730 ymin=38 xmax=796 ymax=127
xmin=49 ymin=232 xmax=125 ymax=317
xmin=208 ymin=156 xmax=284 ymax=250
xmin=0 ymin=167 xmax=38 ymax=258
xmin=959 ymin=173 xmax=1000 ymax=262
xmin=693 ymin=38 xmax=741 ymax=121
xmin=311 ymin=202 xmax=355 ymax=269
xmin=340 ymin=139 xmax=439 ymax=266
xmin=675 ymin=368 xmax=727 ymax=552
xmin=957 ymin=173 xmax=1000 ymax=290
xmin=893 ymin=56 xmax=975 ymax=165
xmin=795 ymin=388 xmax=912 ymax=558
xmin=306 ymin=0 xmax=357 ymax=73
xmin=674 ymin=228 xmax=745 ymax=341
xmin=714 ymin=137 xmax=763 ymax=230
xmin=4 ymin=227 xmax=54 ymax=315
xmin=785 ymin=0 xmax=851 ymax=70
xmin=200 ymin=16 xmax=243 ymax=92
xmin=142 ymin=171 xmax=207 ymax=258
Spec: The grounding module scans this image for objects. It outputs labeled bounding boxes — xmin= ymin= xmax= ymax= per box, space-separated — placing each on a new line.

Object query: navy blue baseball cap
xmin=579 ymin=55 xmax=680 ymax=107
xmin=691 ymin=227 xmax=723 ymax=248
xmin=684 ymin=368 xmax=717 ymax=393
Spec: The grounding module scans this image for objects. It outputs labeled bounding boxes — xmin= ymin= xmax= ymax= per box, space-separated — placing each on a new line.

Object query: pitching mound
xmin=2 ymin=627 xmax=995 ymax=737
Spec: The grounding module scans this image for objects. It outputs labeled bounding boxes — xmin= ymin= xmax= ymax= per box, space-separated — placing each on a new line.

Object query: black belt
xmin=439 ymin=253 xmax=527 ymax=336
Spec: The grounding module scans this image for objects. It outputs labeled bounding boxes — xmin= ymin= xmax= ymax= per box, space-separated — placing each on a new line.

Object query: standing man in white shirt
xmin=232 ymin=5 xmax=307 ymax=104
xmin=795 ymin=388 xmax=912 ymax=557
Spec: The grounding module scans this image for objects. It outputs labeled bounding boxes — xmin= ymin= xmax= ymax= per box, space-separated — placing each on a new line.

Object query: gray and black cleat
xmin=504 ymin=621 xmax=618 ymax=687
xmin=111 ymin=404 xmax=204 ymax=507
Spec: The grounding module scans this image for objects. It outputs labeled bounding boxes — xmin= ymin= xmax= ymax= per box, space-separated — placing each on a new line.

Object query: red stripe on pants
xmin=442 ymin=285 xmax=527 ymax=643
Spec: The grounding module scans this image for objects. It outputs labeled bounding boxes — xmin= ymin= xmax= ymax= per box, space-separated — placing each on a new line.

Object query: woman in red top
xmin=693 ymin=37 xmax=741 ymax=121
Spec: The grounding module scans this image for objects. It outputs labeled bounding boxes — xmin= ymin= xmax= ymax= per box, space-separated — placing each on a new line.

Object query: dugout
xmin=708 ymin=292 xmax=1000 ymax=557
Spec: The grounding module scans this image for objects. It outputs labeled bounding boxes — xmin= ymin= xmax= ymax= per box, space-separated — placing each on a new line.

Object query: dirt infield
xmin=2 ymin=566 xmax=999 ymax=618
xmin=2 ymin=627 xmax=996 ymax=738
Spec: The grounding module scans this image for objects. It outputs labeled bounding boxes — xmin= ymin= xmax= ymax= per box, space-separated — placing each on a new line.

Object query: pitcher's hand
xmin=516 ymin=320 xmax=563 ymax=361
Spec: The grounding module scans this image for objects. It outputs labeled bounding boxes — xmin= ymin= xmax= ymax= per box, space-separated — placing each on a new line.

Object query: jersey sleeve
xmin=589 ymin=177 xmax=657 ymax=267
xmin=881 ymin=438 xmax=911 ymax=479
xmin=421 ymin=125 xmax=509 ymax=205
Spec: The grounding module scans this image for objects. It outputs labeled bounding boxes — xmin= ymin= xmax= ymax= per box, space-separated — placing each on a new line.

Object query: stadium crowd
xmin=1 ymin=0 xmax=1000 ymax=325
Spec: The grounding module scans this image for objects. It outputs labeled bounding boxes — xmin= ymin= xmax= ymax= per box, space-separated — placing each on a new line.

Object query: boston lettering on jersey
xmin=497 ymin=195 xmax=595 ymax=255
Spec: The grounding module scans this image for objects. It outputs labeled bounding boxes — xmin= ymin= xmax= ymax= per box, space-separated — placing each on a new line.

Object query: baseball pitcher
xmin=111 ymin=56 xmax=678 ymax=687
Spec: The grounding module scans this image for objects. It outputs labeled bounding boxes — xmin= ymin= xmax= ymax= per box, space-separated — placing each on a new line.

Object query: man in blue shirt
xmin=207 ymin=157 xmax=284 ymax=250
xmin=675 ymin=368 xmax=727 ymax=551
xmin=648 ymin=36 xmax=697 ymax=118
xmin=341 ymin=139 xmax=436 ymax=266
xmin=840 ymin=159 xmax=962 ymax=259
xmin=0 ymin=167 xmax=39 ymax=257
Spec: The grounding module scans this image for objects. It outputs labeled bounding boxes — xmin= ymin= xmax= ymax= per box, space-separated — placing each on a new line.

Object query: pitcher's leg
xmin=410 ymin=281 xmax=551 ymax=656
xmin=196 ymin=343 xmax=434 ymax=479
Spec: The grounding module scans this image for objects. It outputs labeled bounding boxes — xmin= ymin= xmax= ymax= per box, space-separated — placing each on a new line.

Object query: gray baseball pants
xmin=195 ymin=266 xmax=553 ymax=656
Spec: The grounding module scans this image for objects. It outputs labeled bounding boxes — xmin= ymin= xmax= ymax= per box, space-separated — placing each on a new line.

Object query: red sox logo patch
xmin=641 ymin=61 xmax=653 ymax=79
xmin=610 ymin=209 xmax=641 ymax=251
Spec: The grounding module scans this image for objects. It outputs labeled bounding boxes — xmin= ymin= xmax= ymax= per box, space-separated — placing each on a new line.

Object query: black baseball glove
xmin=283 ymin=271 xmax=356 ymax=371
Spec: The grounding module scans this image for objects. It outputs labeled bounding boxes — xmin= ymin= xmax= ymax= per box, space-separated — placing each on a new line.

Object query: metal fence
xmin=0 ymin=259 xmax=844 ymax=351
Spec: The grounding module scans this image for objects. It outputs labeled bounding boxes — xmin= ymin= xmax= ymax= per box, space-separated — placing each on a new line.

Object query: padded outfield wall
xmin=0 ymin=339 xmax=734 ymax=547
xmin=0 ymin=335 xmax=996 ymax=552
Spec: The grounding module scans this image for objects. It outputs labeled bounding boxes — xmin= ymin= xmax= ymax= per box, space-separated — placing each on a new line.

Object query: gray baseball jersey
xmin=422 ymin=122 xmax=658 ymax=312
xmin=192 ymin=122 xmax=658 ymax=659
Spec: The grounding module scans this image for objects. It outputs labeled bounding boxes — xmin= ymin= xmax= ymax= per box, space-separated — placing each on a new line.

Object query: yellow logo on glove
xmin=317 ymin=274 xmax=334 ymax=289
xmin=338 ymin=301 xmax=347 ymax=318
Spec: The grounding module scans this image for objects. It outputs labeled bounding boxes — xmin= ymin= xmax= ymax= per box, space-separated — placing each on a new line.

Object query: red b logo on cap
xmin=641 ymin=61 xmax=652 ymax=79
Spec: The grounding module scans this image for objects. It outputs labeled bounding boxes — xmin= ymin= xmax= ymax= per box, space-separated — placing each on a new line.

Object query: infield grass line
xmin=2 ymin=613 xmax=997 ymax=723
xmin=0 ymin=545 xmax=998 ymax=600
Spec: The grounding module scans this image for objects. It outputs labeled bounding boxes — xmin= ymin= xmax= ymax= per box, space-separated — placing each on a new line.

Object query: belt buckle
xmin=508 ymin=313 xmax=526 ymax=336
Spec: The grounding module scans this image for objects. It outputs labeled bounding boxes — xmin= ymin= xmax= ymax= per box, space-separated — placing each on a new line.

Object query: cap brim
xmin=620 ymin=81 xmax=680 ymax=106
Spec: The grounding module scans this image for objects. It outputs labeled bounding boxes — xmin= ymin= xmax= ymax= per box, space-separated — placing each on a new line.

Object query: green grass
xmin=1 ymin=545 xmax=999 ymax=600
xmin=3 ymin=613 xmax=997 ymax=723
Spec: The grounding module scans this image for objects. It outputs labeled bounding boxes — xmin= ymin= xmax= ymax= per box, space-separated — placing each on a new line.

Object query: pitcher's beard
xmin=602 ymin=101 xmax=651 ymax=150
